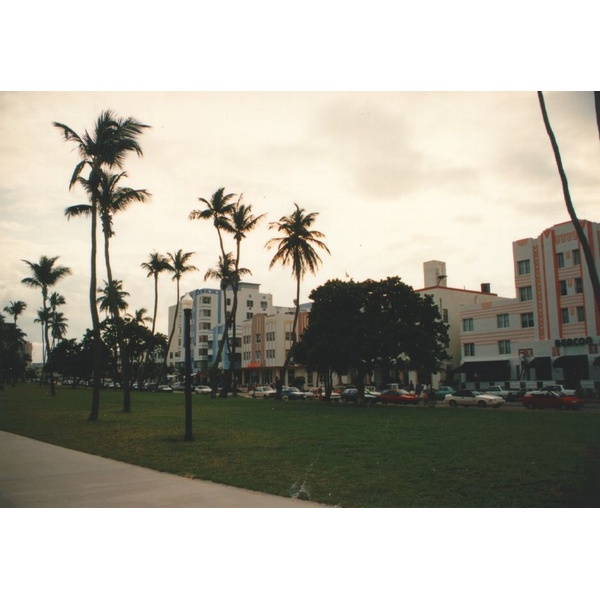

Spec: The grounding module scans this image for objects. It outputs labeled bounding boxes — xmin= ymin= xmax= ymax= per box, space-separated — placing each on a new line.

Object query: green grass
xmin=2 ymin=384 xmax=600 ymax=507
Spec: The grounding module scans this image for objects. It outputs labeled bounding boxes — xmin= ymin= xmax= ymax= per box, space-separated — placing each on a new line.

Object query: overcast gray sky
xmin=2 ymin=91 xmax=600 ymax=362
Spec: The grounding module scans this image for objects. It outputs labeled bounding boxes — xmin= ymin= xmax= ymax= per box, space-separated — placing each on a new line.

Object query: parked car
xmin=157 ymin=385 xmax=173 ymax=393
xmin=341 ymin=387 xmax=378 ymax=403
xmin=433 ymin=386 xmax=456 ymax=401
xmin=444 ymin=390 xmax=505 ymax=408
xmin=484 ymin=385 xmax=515 ymax=399
xmin=171 ymin=381 xmax=185 ymax=391
xmin=252 ymin=385 xmax=276 ymax=398
xmin=540 ymin=384 xmax=577 ymax=396
xmin=310 ymin=387 xmax=341 ymax=401
xmin=522 ymin=390 xmax=583 ymax=411
xmin=379 ymin=389 xmax=419 ymax=405
xmin=194 ymin=385 xmax=212 ymax=395
xmin=280 ymin=386 xmax=307 ymax=400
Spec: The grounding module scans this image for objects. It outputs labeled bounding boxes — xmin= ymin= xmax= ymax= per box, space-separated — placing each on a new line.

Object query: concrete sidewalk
xmin=0 ymin=431 xmax=326 ymax=508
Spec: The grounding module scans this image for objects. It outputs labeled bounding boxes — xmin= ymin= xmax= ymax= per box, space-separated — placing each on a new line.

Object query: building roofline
xmin=416 ymin=285 xmax=498 ymax=296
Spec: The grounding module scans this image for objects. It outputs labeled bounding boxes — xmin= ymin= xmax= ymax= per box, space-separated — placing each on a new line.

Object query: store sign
xmin=554 ymin=337 xmax=595 ymax=347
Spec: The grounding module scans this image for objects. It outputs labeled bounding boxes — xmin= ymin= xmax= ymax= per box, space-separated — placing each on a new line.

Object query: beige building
xmin=457 ymin=220 xmax=600 ymax=390
xmin=241 ymin=308 xmax=312 ymax=388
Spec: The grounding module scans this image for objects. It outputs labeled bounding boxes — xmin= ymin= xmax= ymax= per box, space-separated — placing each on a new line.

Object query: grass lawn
xmin=1 ymin=383 xmax=599 ymax=507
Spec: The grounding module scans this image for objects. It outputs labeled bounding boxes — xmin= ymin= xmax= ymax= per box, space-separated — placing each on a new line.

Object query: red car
xmin=379 ymin=389 xmax=419 ymax=405
xmin=522 ymin=391 xmax=583 ymax=411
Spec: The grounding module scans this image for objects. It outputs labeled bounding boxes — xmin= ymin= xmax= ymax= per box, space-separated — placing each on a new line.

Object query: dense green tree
xmin=266 ymin=204 xmax=330 ymax=390
xmin=295 ymin=278 xmax=449 ymax=404
xmin=55 ymin=109 xmax=150 ymax=420
xmin=0 ymin=315 xmax=29 ymax=386
xmin=21 ymin=255 xmax=71 ymax=396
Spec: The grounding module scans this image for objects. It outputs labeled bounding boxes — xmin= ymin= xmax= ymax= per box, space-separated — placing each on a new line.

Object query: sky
xmin=2 ymin=91 xmax=599 ymax=362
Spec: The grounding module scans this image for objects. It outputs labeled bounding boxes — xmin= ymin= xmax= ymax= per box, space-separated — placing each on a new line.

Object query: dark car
xmin=522 ymin=390 xmax=583 ymax=411
xmin=280 ymin=386 xmax=307 ymax=400
xmin=379 ymin=389 xmax=419 ymax=405
xmin=341 ymin=388 xmax=378 ymax=403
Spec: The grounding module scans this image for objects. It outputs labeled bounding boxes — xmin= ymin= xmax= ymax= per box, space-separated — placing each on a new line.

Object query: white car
xmin=444 ymin=390 xmax=505 ymax=408
xmin=252 ymin=386 xmax=276 ymax=398
xmin=194 ymin=385 xmax=212 ymax=395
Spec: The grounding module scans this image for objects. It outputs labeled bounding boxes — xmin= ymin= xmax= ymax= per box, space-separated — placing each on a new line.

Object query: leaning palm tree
xmin=266 ymin=204 xmax=330 ymax=386
xmin=538 ymin=91 xmax=600 ymax=316
xmin=21 ymin=256 xmax=72 ymax=396
xmin=3 ymin=300 xmax=27 ymax=324
xmin=165 ymin=250 xmax=198 ymax=368
xmin=141 ymin=252 xmax=171 ymax=335
xmin=205 ymin=252 xmax=252 ymax=395
xmin=227 ymin=197 xmax=265 ymax=390
xmin=55 ymin=109 xmax=150 ymax=421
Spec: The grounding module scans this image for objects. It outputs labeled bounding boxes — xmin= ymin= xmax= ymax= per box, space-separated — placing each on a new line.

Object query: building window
xmin=464 ymin=343 xmax=475 ymax=357
xmin=559 ymin=280 xmax=568 ymax=296
xmin=520 ymin=313 xmax=534 ymax=328
xmin=442 ymin=309 xmax=449 ymax=323
xmin=577 ymin=306 xmax=585 ymax=322
xmin=561 ymin=308 xmax=570 ymax=324
xmin=200 ymin=309 xmax=211 ymax=317
xmin=261 ymin=301 xmax=268 ymax=310
xmin=573 ymin=249 xmax=581 ymax=265
xmin=557 ymin=252 xmax=565 ymax=268
xmin=247 ymin=300 xmax=254 ymax=308
xmin=227 ymin=298 xmax=232 ymax=306
xmin=255 ymin=334 xmax=261 ymax=343
xmin=517 ymin=259 xmax=531 ymax=275
xmin=462 ymin=318 xmax=474 ymax=332
xmin=497 ymin=314 xmax=510 ymax=328
xmin=498 ymin=340 xmax=511 ymax=355
xmin=200 ymin=322 xmax=211 ymax=330
xmin=202 ymin=296 xmax=211 ymax=304
xmin=519 ymin=286 xmax=533 ymax=301
xmin=575 ymin=278 xmax=583 ymax=294
xmin=246 ymin=312 xmax=253 ymax=320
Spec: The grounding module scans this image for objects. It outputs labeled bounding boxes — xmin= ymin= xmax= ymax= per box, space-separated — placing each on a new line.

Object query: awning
xmin=527 ymin=357 xmax=550 ymax=368
xmin=553 ymin=354 xmax=588 ymax=368
xmin=453 ymin=360 xmax=510 ymax=374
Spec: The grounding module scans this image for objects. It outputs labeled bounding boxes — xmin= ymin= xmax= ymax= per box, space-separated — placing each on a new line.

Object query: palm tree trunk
xmin=103 ymin=233 xmax=132 ymax=412
xmin=165 ymin=280 xmax=180 ymax=373
xmin=282 ymin=274 xmax=301 ymax=383
xmin=89 ymin=199 xmax=101 ymax=421
xmin=152 ymin=274 xmax=159 ymax=336
xmin=42 ymin=293 xmax=56 ymax=397
xmin=538 ymin=92 xmax=600 ymax=315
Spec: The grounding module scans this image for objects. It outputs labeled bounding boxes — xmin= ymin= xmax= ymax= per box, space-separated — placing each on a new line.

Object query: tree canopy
xmin=294 ymin=277 xmax=449 ymax=401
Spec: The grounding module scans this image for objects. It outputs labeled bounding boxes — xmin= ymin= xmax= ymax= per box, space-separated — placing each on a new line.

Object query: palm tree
xmin=3 ymin=300 xmax=27 ymax=324
xmin=141 ymin=252 xmax=171 ymax=335
xmin=266 ymin=204 xmax=330 ymax=387
xmin=127 ymin=308 xmax=153 ymax=327
xmin=189 ymin=188 xmax=237 ymax=259
xmin=67 ymin=170 xmax=150 ymax=412
xmin=538 ymin=91 xmax=600 ymax=317
xmin=205 ymin=252 xmax=252 ymax=394
xmin=48 ymin=292 xmax=66 ymax=351
xmin=97 ymin=280 xmax=130 ymax=317
xmin=21 ymin=256 xmax=72 ymax=395
xmin=55 ymin=109 xmax=150 ymax=421
xmin=165 ymin=250 xmax=198 ymax=368
xmin=227 ymin=197 xmax=265 ymax=390
xmin=33 ymin=307 xmax=51 ymax=369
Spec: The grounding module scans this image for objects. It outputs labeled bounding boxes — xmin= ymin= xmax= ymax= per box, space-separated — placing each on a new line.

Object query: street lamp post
xmin=181 ymin=293 xmax=194 ymax=441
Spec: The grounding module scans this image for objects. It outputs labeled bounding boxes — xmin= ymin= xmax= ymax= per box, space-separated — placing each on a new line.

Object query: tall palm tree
xmin=55 ymin=109 xmax=150 ymax=421
xmin=67 ymin=170 xmax=150 ymax=412
xmin=538 ymin=92 xmax=600 ymax=316
xmin=97 ymin=280 xmax=130 ymax=317
xmin=205 ymin=252 xmax=252 ymax=394
xmin=33 ymin=307 xmax=51 ymax=369
xmin=266 ymin=204 xmax=330 ymax=386
xmin=227 ymin=197 xmax=265 ymax=390
xmin=21 ymin=255 xmax=72 ymax=396
xmin=165 ymin=250 xmax=198 ymax=368
xmin=189 ymin=188 xmax=237 ymax=259
xmin=141 ymin=252 xmax=171 ymax=335
xmin=48 ymin=292 xmax=66 ymax=351
xmin=3 ymin=300 xmax=27 ymax=324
